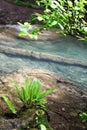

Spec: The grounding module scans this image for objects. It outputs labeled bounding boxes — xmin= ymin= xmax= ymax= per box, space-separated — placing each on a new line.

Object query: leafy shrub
xmin=34 ymin=0 xmax=87 ymax=40
xmin=16 ymin=0 xmax=85 ymax=40
xmin=18 ymin=22 xmax=40 ymax=39
xmin=2 ymin=76 xmax=54 ymax=113
xmin=2 ymin=76 xmax=54 ymax=130
xmin=14 ymin=76 xmax=54 ymax=108
xmin=17 ymin=0 xmax=87 ymax=40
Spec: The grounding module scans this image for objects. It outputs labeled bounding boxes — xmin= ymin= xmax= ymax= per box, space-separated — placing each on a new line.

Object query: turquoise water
xmin=0 ymin=34 xmax=87 ymax=88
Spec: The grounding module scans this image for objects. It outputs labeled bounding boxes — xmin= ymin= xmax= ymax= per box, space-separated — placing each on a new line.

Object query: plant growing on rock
xmin=3 ymin=76 xmax=54 ymax=112
xmin=79 ymin=111 xmax=87 ymax=123
xmin=18 ymin=0 xmax=87 ymax=41
xmin=18 ymin=22 xmax=40 ymax=39
xmin=14 ymin=76 xmax=54 ymax=109
xmin=2 ymin=96 xmax=17 ymax=114
xmin=2 ymin=76 xmax=54 ymax=129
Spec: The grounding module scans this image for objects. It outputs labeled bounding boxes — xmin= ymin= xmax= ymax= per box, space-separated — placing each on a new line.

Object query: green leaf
xmin=68 ymin=1 xmax=73 ymax=7
xmin=51 ymin=21 xmax=57 ymax=26
xmin=28 ymin=80 xmax=34 ymax=101
xmin=50 ymin=3 xmax=57 ymax=9
xmin=83 ymin=27 xmax=87 ymax=33
xmin=44 ymin=8 xmax=51 ymax=13
xmin=19 ymin=31 xmax=28 ymax=36
xmin=37 ymin=16 xmax=43 ymax=21
xmin=74 ymin=7 xmax=80 ymax=11
xmin=40 ymin=124 xmax=46 ymax=130
xmin=37 ymin=88 xmax=55 ymax=100
xmin=2 ymin=96 xmax=17 ymax=114
xmin=30 ymin=78 xmax=41 ymax=98
xmin=14 ymin=82 xmax=21 ymax=99
xmin=25 ymin=76 xmax=30 ymax=99
xmin=17 ymin=22 xmax=24 ymax=27
xmin=29 ymin=78 xmax=40 ymax=99
xmin=21 ymin=86 xmax=26 ymax=101
xmin=58 ymin=23 xmax=64 ymax=30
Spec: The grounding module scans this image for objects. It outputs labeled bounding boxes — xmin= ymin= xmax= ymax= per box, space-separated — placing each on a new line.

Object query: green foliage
xmin=30 ymin=0 xmax=87 ymax=40
xmin=18 ymin=22 xmax=40 ymax=39
xmin=14 ymin=76 xmax=54 ymax=108
xmin=79 ymin=112 xmax=87 ymax=123
xmin=40 ymin=124 xmax=46 ymax=130
xmin=17 ymin=0 xmax=87 ymax=40
xmin=78 ymin=26 xmax=87 ymax=41
xmin=2 ymin=76 xmax=54 ymax=114
xmin=15 ymin=0 xmax=20 ymax=3
xmin=35 ymin=109 xmax=47 ymax=129
xmin=14 ymin=0 xmax=31 ymax=7
xmin=2 ymin=96 xmax=17 ymax=114
xmin=2 ymin=76 xmax=54 ymax=130
xmin=35 ymin=109 xmax=53 ymax=130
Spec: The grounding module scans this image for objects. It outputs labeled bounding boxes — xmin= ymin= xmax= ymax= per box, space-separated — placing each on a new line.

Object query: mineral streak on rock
xmin=0 ymin=45 xmax=87 ymax=69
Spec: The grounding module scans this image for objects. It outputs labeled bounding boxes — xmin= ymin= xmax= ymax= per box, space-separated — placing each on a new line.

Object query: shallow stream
xmin=0 ymin=26 xmax=87 ymax=89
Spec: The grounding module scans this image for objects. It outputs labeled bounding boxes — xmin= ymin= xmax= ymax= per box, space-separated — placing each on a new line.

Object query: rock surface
xmin=0 ymin=0 xmax=42 ymax=24
xmin=0 ymin=68 xmax=87 ymax=130
xmin=0 ymin=25 xmax=87 ymax=68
